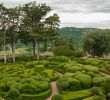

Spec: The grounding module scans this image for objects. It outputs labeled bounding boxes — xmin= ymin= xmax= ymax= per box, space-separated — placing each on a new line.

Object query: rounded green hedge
xmin=69 ymin=79 xmax=82 ymax=91
xmin=57 ymin=76 xmax=82 ymax=91
xmin=21 ymin=89 xmax=51 ymax=100
xmin=47 ymin=56 xmax=69 ymax=62
xmin=75 ymin=74 xmax=92 ymax=89
xmin=92 ymin=77 xmax=104 ymax=86
xmin=103 ymin=78 xmax=110 ymax=93
xmin=51 ymin=94 xmax=63 ymax=100
xmin=5 ymin=88 xmax=22 ymax=100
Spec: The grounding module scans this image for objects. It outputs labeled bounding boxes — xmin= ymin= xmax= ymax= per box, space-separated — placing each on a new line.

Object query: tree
xmin=21 ymin=2 xmax=51 ymax=60
xmin=6 ymin=7 xmax=21 ymax=62
xmin=82 ymin=29 xmax=110 ymax=57
xmin=0 ymin=3 xmax=8 ymax=63
xmin=45 ymin=14 xmax=60 ymax=52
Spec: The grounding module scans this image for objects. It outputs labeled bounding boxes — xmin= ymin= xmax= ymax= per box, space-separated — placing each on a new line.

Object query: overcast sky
xmin=1 ymin=0 xmax=110 ymax=28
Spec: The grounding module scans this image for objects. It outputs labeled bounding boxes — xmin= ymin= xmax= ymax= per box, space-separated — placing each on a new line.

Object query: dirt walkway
xmin=46 ymin=81 xmax=58 ymax=100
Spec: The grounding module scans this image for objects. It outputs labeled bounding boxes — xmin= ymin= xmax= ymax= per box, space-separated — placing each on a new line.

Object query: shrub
xmin=0 ymin=83 xmax=10 ymax=92
xmin=19 ymin=83 xmax=37 ymax=94
xmin=21 ymin=89 xmax=51 ymax=100
xmin=33 ymin=81 xmax=49 ymax=91
xmin=5 ymin=88 xmax=22 ymax=100
xmin=69 ymin=79 xmax=82 ymax=91
xmin=34 ymin=65 xmax=45 ymax=72
xmin=65 ymin=66 xmax=82 ymax=73
xmin=87 ymin=71 xmax=95 ymax=77
xmin=90 ymin=87 xmax=104 ymax=95
xmin=75 ymin=74 xmax=92 ymax=89
xmin=92 ymin=77 xmax=104 ymax=86
xmin=53 ymin=46 xmax=74 ymax=57
xmin=103 ymin=78 xmax=110 ymax=93
xmin=25 ymin=61 xmax=38 ymax=68
xmin=83 ymin=65 xmax=99 ymax=73
xmin=51 ymin=94 xmax=63 ymax=100
xmin=47 ymin=56 xmax=69 ymax=62
xmin=58 ymin=81 xmax=69 ymax=91
xmin=64 ymin=73 xmax=75 ymax=77
xmin=38 ymin=60 xmax=49 ymax=67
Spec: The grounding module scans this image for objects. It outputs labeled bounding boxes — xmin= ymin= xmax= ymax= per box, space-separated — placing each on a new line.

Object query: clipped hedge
xmin=75 ymin=74 xmax=92 ymax=89
xmin=51 ymin=94 xmax=63 ymax=100
xmin=92 ymin=77 xmax=104 ymax=86
xmin=47 ymin=56 xmax=70 ymax=62
xmin=21 ymin=89 xmax=51 ymax=100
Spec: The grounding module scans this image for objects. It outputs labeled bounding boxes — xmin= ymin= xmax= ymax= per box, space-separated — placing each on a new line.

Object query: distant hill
xmin=58 ymin=27 xmax=93 ymax=44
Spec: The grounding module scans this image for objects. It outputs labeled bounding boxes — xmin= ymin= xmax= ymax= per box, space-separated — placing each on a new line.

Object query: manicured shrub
xmin=51 ymin=94 xmax=63 ymax=100
xmin=90 ymin=87 xmax=103 ymax=95
xmin=34 ymin=65 xmax=45 ymax=72
xmin=59 ymin=81 xmax=69 ymax=91
xmin=21 ymin=89 xmax=51 ymax=100
xmin=34 ymin=81 xmax=49 ymax=91
xmin=38 ymin=60 xmax=49 ymax=67
xmin=65 ymin=66 xmax=82 ymax=73
xmin=47 ymin=56 xmax=69 ymax=62
xmin=87 ymin=71 xmax=95 ymax=77
xmin=75 ymin=74 xmax=92 ymax=89
xmin=64 ymin=73 xmax=75 ymax=77
xmin=69 ymin=79 xmax=82 ymax=91
xmin=103 ymin=78 xmax=110 ymax=93
xmin=92 ymin=77 xmax=104 ymax=86
xmin=5 ymin=88 xmax=22 ymax=100
xmin=19 ymin=83 xmax=37 ymax=94
xmin=83 ymin=65 xmax=99 ymax=73
xmin=25 ymin=61 xmax=38 ymax=68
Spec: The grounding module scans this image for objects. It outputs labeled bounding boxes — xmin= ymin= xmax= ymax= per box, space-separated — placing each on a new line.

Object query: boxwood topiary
xmin=5 ymin=88 xmax=22 ymax=100
xmin=69 ymin=79 xmax=82 ymax=91
xmin=75 ymin=74 xmax=92 ymax=89
xmin=92 ymin=77 xmax=104 ymax=86
xmin=103 ymin=78 xmax=110 ymax=93
xmin=51 ymin=94 xmax=63 ymax=100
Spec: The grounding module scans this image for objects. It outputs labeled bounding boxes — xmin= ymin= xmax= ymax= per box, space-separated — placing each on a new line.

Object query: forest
xmin=0 ymin=1 xmax=110 ymax=100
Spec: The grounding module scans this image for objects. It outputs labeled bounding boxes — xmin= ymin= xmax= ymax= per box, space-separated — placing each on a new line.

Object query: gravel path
xmin=46 ymin=81 xmax=58 ymax=100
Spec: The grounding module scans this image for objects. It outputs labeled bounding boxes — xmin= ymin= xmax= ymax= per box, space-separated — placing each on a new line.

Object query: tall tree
xmin=0 ymin=4 xmax=8 ymax=63
xmin=21 ymin=2 xmax=51 ymax=59
xmin=7 ymin=7 xmax=21 ymax=62
xmin=45 ymin=14 xmax=60 ymax=52
xmin=82 ymin=29 xmax=110 ymax=57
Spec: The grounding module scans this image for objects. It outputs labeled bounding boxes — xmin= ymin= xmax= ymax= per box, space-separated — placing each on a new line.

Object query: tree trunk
xmin=3 ymin=32 xmax=6 ymax=64
xmin=32 ymin=41 xmax=36 ymax=57
xmin=51 ymin=40 xmax=54 ymax=53
xmin=36 ymin=41 xmax=40 ymax=60
xmin=12 ymin=40 xmax=16 ymax=63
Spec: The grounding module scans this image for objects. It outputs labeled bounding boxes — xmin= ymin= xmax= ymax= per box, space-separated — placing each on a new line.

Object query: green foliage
xmin=53 ymin=46 xmax=74 ymax=57
xmin=19 ymin=83 xmax=37 ymax=94
xmin=92 ymin=77 xmax=104 ymax=86
xmin=5 ymin=88 xmax=21 ymax=100
xmin=21 ymin=89 xmax=51 ymax=100
xmin=25 ymin=61 xmax=38 ymax=68
xmin=82 ymin=29 xmax=110 ymax=57
xmin=34 ymin=65 xmax=45 ymax=72
xmin=62 ymin=89 xmax=92 ymax=100
xmin=57 ymin=76 xmax=82 ymax=91
xmin=47 ymin=56 xmax=69 ymax=62
xmin=90 ymin=87 xmax=104 ymax=96
xmin=51 ymin=94 xmax=63 ymax=100
xmin=69 ymin=79 xmax=82 ymax=91
xmin=103 ymin=78 xmax=110 ymax=93
xmin=59 ymin=27 xmax=91 ymax=45
xmin=75 ymin=74 xmax=92 ymax=89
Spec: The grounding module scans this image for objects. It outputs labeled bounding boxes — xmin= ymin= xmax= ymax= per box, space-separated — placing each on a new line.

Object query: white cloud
xmin=1 ymin=0 xmax=110 ymax=28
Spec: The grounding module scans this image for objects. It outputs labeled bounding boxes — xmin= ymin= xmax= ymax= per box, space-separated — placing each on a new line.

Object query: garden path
xmin=46 ymin=81 xmax=58 ymax=100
